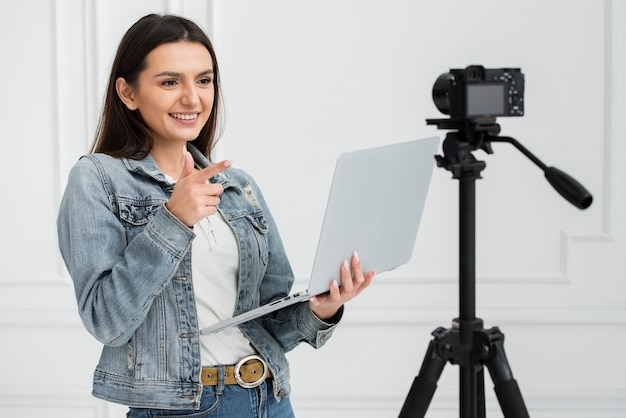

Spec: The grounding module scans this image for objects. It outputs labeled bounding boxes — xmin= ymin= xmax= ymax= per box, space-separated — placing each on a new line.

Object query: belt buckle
xmin=234 ymin=355 xmax=268 ymax=389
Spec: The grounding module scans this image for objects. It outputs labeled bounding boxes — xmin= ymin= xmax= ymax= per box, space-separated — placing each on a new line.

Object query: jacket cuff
xmin=299 ymin=304 xmax=345 ymax=348
xmin=144 ymin=204 xmax=195 ymax=258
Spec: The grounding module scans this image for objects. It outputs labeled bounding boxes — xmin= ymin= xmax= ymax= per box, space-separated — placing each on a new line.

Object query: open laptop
xmin=200 ymin=136 xmax=440 ymax=335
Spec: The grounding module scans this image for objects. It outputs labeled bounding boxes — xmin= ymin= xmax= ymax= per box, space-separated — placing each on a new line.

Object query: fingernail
xmin=224 ymin=160 xmax=233 ymax=167
xmin=343 ymin=260 xmax=349 ymax=271
xmin=353 ymin=251 xmax=360 ymax=262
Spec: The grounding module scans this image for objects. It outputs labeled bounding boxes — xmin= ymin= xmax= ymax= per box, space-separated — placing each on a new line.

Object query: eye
xmin=161 ymin=79 xmax=178 ymax=87
xmin=198 ymin=77 xmax=213 ymax=85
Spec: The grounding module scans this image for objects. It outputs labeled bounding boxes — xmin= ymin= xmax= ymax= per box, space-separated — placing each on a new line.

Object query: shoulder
xmin=71 ymin=153 xmax=124 ymax=174
xmin=66 ymin=153 xmax=126 ymax=193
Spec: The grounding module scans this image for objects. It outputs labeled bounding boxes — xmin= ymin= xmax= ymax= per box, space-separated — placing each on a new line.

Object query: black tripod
xmin=399 ymin=118 xmax=592 ymax=418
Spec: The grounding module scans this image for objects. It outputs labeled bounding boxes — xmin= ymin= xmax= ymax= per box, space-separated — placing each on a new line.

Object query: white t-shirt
xmin=192 ymin=212 xmax=256 ymax=366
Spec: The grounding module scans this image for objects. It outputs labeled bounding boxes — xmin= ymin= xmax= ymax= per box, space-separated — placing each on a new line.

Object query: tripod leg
xmin=477 ymin=367 xmax=486 ymax=418
xmin=399 ymin=337 xmax=447 ymax=417
xmin=482 ymin=327 xmax=530 ymax=418
xmin=459 ymin=365 xmax=486 ymax=418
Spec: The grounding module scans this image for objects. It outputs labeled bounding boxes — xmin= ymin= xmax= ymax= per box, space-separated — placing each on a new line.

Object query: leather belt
xmin=201 ymin=355 xmax=271 ymax=389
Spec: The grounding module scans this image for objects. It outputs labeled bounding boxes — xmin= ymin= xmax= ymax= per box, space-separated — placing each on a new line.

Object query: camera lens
xmin=432 ymin=73 xmax=453 ymax=115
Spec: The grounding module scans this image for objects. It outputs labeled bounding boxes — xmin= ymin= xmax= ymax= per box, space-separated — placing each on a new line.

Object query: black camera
xmin=432 ymin=65 xmax=524 ymax=120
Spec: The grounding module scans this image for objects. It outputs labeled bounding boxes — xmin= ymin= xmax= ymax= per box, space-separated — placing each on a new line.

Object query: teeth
xmin=171 ymin=113 xmax=198 ymax=120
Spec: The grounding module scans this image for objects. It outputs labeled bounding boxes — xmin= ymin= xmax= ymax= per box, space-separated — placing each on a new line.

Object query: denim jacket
xmin=57 ymin=145 xmax=342 ymax=409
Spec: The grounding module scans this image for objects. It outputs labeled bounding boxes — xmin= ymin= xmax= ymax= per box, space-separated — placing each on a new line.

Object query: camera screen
xmin=466 ymin=84 xmax=505 ymax=117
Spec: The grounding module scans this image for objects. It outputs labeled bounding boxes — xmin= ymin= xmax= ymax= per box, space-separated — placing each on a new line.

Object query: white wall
xmin=0 ymin=0 xmax=624 ymax=417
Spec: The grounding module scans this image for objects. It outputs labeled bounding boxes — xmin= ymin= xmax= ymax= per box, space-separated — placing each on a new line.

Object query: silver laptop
xmin=200 ymin=136 xmax=440 ymax=335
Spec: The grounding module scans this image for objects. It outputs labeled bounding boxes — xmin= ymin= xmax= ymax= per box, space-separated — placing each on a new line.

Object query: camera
xmin=432 ymin=65 xmax=524 ymax=120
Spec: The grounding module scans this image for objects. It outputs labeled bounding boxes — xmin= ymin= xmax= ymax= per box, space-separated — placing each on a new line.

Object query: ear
xmin=115 ymin=77 xmax=138 ymax=110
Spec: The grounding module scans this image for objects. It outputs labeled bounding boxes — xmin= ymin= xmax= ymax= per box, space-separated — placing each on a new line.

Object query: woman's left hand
xmin=309 ymin=251 xmax=376 ymax=321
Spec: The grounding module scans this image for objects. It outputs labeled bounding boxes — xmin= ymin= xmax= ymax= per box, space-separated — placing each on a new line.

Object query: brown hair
xmin=91 ymin=14 xmax=222 ymax=159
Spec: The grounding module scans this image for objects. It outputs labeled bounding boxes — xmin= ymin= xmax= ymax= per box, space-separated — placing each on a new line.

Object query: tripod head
xmin=426 ymin=117 xmax=498 ymax=180
xmin=427 ymin=117 xmax=593 ymax=210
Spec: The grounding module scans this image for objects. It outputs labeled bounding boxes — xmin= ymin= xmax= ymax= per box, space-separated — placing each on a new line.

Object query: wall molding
xmin=603 ymin=0 xmax=618 ymax=236
xmin=2 ymin=306 xmax=625 ymax=327
xmin=0 ymin=274 xmax=71 ymax=287
xmin=343 ymin=306 xmax=626 ymax=326
xmin=290 ymin=389 xmax=626 ymax=414
xmin=0 ymin=386 xmax=114 ymax=418
xmin=291 ymin=228 xmax=614 ymax=289
xmin=0 ymin=386 xmax=622 ymax=416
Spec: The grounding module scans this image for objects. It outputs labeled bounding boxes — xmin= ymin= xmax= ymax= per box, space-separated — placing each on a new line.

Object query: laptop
xmin=200 ymin=136 xmax=440 ymax=335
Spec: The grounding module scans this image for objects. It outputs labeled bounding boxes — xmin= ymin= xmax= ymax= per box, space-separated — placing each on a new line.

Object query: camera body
xmin=433 ymin=65 xmax=524 ymax=120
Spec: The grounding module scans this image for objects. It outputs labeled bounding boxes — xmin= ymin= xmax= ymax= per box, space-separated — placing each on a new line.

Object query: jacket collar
xmin=121 ymin=144 xmax=238 ymax=189
xmin=121 ymin=152 xmax=171 ymax=185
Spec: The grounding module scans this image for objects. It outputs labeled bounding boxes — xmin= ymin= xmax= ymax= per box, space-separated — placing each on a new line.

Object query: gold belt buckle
xmin=234 ymin=355 xmax=268 ymax=389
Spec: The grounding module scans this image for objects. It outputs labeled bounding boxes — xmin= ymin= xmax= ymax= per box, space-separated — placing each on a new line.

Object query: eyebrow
xmin=154 ymin=69 xmax=214 ymax=78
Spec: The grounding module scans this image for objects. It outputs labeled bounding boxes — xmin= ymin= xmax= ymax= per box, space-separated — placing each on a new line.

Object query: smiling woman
xmin=90 ymin=14 xmax=222 ymax=163
xmin=55 ymin=13 xmax=374 ymax=418
xmin=115 ymin=41 xmax=216 ymax=178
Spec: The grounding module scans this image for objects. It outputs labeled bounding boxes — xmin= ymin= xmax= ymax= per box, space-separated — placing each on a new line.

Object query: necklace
xmin=197 ymin=216 xmax=217 ymax=251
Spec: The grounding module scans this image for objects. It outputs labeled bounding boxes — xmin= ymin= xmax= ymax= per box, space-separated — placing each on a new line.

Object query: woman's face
xmin=117 ymin=41 xmax=215 ymax=147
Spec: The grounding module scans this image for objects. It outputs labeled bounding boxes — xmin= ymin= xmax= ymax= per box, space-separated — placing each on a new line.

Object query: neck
xmin=150 ymin=143 xmax=189 ymax=180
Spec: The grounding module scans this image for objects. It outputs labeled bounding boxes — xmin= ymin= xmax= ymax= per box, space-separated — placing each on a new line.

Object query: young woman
xmin=57 ymin=14 xmax=375 ymax=417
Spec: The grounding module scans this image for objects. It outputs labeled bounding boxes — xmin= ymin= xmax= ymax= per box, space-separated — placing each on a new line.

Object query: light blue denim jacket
xmin=57 ymin=145 xmax=342 ymax=410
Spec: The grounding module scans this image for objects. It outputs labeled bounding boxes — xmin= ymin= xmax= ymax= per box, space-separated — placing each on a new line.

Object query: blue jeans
xmin=126 ymin=378 xmax=294 ymax=418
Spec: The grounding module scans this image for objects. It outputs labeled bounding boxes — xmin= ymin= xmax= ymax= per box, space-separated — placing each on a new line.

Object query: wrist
xmin=164 ymin=202 xmax=194 ymax=229
xmin=310 ymin=304 xmax=343 ymax=324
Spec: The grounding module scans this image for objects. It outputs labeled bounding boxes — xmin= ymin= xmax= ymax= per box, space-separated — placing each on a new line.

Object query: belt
xmin=201 ymin=355 xmax=271 ymax=389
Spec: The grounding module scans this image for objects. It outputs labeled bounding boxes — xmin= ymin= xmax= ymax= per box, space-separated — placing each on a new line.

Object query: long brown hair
xmin=91 ymin=14 xmax=222 ymax=160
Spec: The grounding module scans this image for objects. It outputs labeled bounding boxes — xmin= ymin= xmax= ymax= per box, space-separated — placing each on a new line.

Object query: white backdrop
xmin=0 ymin=0 xmax=624 ymax=417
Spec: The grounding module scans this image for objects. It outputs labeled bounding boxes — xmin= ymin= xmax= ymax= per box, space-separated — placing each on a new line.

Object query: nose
xmin=180 ymin=81 xmax=199 ymax=107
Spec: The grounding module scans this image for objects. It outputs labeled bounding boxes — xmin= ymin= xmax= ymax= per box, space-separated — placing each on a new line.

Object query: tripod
xmin=399 ymin=118 xmax=592 ymax=418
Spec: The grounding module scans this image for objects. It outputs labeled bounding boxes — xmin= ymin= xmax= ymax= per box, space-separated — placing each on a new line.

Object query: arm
xmin=57 ymin=157 xmax=194 ymax=346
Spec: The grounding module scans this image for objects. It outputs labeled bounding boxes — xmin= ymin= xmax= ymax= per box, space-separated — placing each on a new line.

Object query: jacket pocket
xmin=116 ymin=198 xmax=165 ymax=243
xmin=117 ymin=198 xmax=163 ymax=226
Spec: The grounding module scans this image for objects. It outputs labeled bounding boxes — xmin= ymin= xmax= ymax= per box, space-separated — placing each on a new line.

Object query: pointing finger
xmin=195 ymin=160 xmax=233 ymax=183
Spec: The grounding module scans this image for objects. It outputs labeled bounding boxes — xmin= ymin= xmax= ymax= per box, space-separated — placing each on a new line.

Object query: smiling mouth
xmin=170 ymin=113 xmax=199 ymax=120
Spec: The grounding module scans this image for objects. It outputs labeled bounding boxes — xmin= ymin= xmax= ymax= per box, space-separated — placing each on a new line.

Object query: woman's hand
xmin=166 ymin=151 xmax=232 ymax=227
xmin=309 ymin=251 xmax=376 ymax=321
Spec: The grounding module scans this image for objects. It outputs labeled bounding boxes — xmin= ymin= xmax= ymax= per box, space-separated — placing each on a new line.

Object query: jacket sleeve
xmin=56 ymin=156 xmax=195 ymax=347
xmin=264 ymin=299 xmax=344 ymax=352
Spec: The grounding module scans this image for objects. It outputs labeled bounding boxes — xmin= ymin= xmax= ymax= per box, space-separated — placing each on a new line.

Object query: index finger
xmin=196 ymin=160 xmax=233 ymax=182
